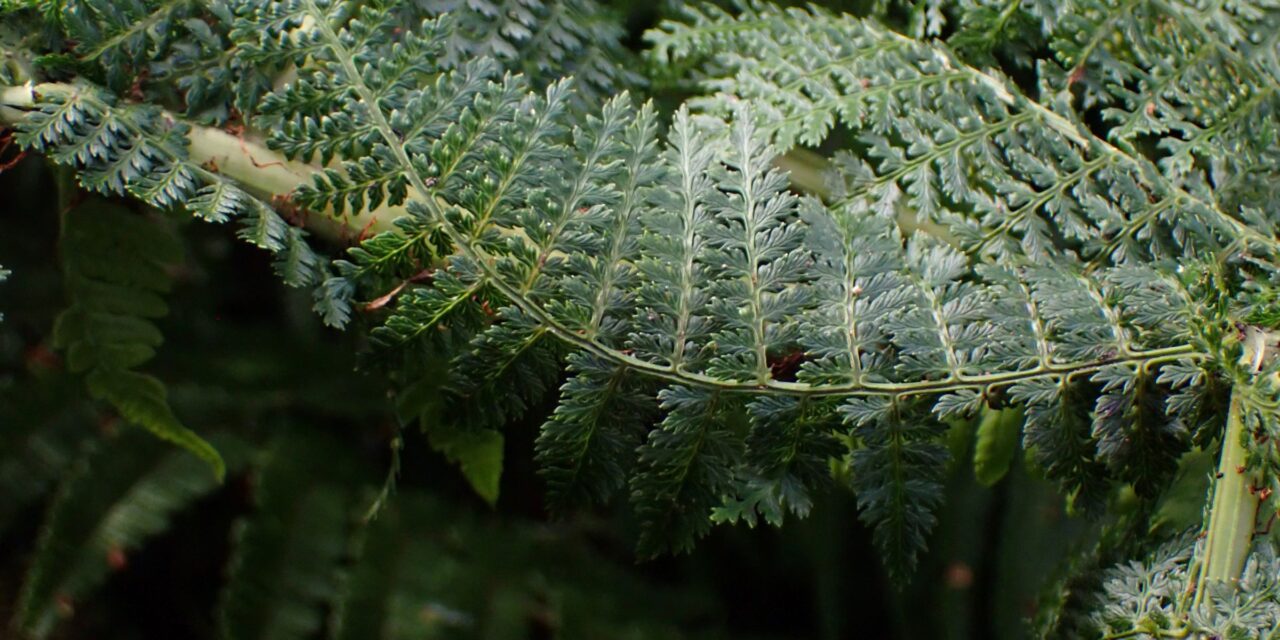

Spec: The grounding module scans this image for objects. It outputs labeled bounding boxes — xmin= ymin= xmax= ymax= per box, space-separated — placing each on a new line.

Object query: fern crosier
xmin=1 ymin=0 xmax=1278 ymax=579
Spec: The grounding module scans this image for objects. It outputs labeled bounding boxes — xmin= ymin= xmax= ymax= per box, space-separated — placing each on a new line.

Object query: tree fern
xmin=3 ymin=0 xmax=1280 ymax=624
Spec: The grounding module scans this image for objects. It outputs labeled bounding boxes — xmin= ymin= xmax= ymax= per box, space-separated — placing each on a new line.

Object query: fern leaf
xmin=52 ymin=198 xmax=224 ymax=479
xmin=551 ymin=99 xmax=662 ymax=348
xmin=713 ymin=395 xmax=841 ymax=527
xmin=536 ymin=353 xmax=654 ymax=513
xmin=411 ymin=0 xmax=644 ymax=106
xmin=446 ymin=306 xmax=563 ymax=430
xmin=13 ymin=84 xmax=326 ymax=297
xmin=85 ymin=369 xmax=226 ymax=479
xmin=370 ymin=255 xmax=488 ymax=348
xmin=797 ymin=202 xmax=905 ymax=386
xmin=841 ymin=396 xmax=949 ymax=581
xmin=28 ymin=0 xmax=270 ymax=121
xmin=702 ymin=107 xmax=810 ymax=385
xmin=1090 ymin=364 xmax=1186 ymax=497
xmin=7 ymin=0 xmax=1277 ymax=580
xmin=630 ymin=386 xmax=744 ymax=557
xmin=972 ymin=407 xmax=1023 ymax=486
xmin=646 ymin=2 xmax=1280 ymax=267
xmin=426 ymin=425 xmax=504 ymax=506
xmin=14 ymin=430 xmax=250 ymax=638
xmin=1011 ymin=375 xmax=1111 ymax=512
xmin=629 ymin=106 xmax=721 ymax=371
xmin=1039 ymin=0 xmax=1280 ymax=231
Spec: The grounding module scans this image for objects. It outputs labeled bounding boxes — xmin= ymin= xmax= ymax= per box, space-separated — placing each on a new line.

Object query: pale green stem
xmin=1196 ymin=390 xmax=1259 ymax=597
xmin=0 ymin=81 xmax=401 ymax=241
xmin=1194 ymin=329 xmax=1267 ymax=608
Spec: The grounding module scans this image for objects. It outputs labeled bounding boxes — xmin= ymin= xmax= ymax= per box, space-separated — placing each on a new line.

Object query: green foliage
xmin=4 ymin=0 xmax=1280 ymax=633
xmin=425 ymin=425 xmax=504 ymax=506
xmin=0 ymin=375 xmax=93 ymax=533
xmin=218 ymin=431 xmax=358 ymax=640
xmin=1088 ymin=539 xmax=1280 ymax=639
xmin=52 ymin=198 xmax=224 ymax=479
xmin=842 ymin=396 xmax=947 ymax=581
xmin=332 ymin=492 xmax=705 ymax=640
xmin=412 ymin=0 xmax=644 ymax=107
xmin=973 ymin=407 xmax=1023 ymax=487
xmin=536 ymin=353 xmax=655 ymax=514
xmin=10 ymin=81 xmax=328 ymax=314
xmin=652 ymin=1 xmax=1280 ymax=267
xmin=15 ymin=430 xmax=250 ymax=637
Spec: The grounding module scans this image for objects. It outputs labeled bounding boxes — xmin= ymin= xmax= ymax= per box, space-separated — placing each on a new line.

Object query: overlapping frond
xmin=630 ymin=386 xmax=745 ymax=557
xmin=537 ymin=353 xmax=656 ymax=512
xmin=1089 ymin=539 xmax=1280 ymax=638
xmin=840 ymin=396 xmax=947 ymax=580
xmin=645 ymin=1 xmax=1280 ymax=268
xmin=5 ymin=0 xmax=1277 ymax=579
xmin=50 ymin=198 xmax=225 ymax=478
xmin=409 ymin=0 xmax=644 ymax=107
xmin=11 ymin=85 xmax=330 ymax=312
xmin=1041 ymin=0 xmax=1280 ymax=215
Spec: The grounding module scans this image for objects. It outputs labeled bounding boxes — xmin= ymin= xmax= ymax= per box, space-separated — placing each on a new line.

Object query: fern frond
xmin=51 ymin=198 xmax=224 ymax=478
xmin=536 ymin=353 xmax=655 ymax=513
xmin=1089 ymin=539 xmax=1280 ymax=638
xmin=12 ymin=84 xmax=328 ymax=297
xmin=59 ymin=0 xmax=201 ymax=89
xmin=369 ymin=255 xmax=489 ymax=348
xmin=14 ymin=430 xmax=250 ymax=638
xmin=630 ymin=386 xmax=745 ymax=557
xmin=410 ymin=0 xmax=644 ymax=107
xmin=645 ymin=2 xmax=1280 ymax=267
xmin=1011 ymin=375 xmax=1111 ymax=511
xmin=1091 ymin=364 xmax=1187 ymax=497
xmin=7 ymin=0 xmax=1277 ymax=577
xmin=1043 ymin=0 xmax=1280 ymax=217
xmin=713 ymin=395 xmax=841 ymax=527
xmin=445 ymin=306 xmax=563 ymax=430
xmin=841 ymin=396 xmax=948 ymax=580
xmin=971 ymin=406 xmax=1022 ymax=486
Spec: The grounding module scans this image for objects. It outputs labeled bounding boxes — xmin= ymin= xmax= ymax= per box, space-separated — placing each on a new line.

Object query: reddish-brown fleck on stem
xmin=363 ymin=269 xmax=435 ymax=311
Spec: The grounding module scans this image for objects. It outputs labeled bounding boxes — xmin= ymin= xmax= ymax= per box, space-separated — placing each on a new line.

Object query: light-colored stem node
xmin=0 ymin=81 xmax=402 ymax=241
xmin=1195 ymin=327 xmax=1269 ymax=607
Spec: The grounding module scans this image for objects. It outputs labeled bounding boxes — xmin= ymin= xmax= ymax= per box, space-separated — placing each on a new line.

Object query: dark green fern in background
xmin=1 ymin=0 xmax=1279 ymax=638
